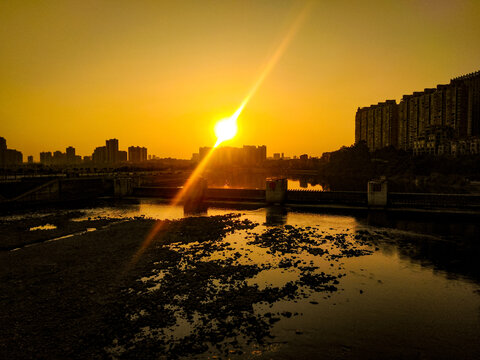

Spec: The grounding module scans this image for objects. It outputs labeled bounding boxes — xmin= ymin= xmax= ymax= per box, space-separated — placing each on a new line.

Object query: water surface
xmin=74 ymin=201 xmax=480 ymax=359
xmin=3 ymin=201 xmax=479 ymax=358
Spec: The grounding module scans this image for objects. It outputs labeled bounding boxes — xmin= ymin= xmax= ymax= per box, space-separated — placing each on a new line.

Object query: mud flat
xmin=1 ymin=209 xmax=479 ymax=359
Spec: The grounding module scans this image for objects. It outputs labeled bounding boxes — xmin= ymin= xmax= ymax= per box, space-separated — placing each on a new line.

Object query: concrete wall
xmin=0 ymin=179 xmax=56 ymax=200
xmin=207 ymin=188 xmax=265 ymax=202
xmin=113 ymin=178 xmax=134 ymax=197
xmin=3 ymin=177 xmax=113 ymax=204
xmin=287 ymin=190 xmax=367 ymax=206
xmin=389 ymin=192 xmax=480 ymax=209
xmin=133 ymin=187 xmax=179 ymax=199
xmin=13 ymin=179 xmax=61 ymax=203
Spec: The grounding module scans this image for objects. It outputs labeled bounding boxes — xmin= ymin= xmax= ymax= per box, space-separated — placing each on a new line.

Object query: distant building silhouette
xmin=106 ymin=139 xmax=119 ymax=164
xmin=191 ymin=153 xmax=200 ymax=162
xmin=355 ymin=70 xmax=480 ymax=155
xmin=53 ymin=151 xmax=65 ymax=165
xmin=66 ymin=146 xmax=76 ymax=164
xmin=90 ymin=139 xmax=128 ymax=165
xmin=92 ymin=146 xmax=107 ymax=164
xmin=199 ymin=145 xmax=266 ymax=167
xmin=40 ymin=151 xmax=53 ymax=165
xmin=40 ymin=146 xmax=80 ymax=165
xmin=27 ymin=156 xmax=33 ymax=164
xmin=128 ymin=146 xmax=148 ymax=163
xmin=243 ymin=145 xmax=266 ymax=165
xmin=118 ymin=150 xmax=127 ymax=162
xmin=0 ymin=137 xmax=6 ymax=167
xmin=34 ymin=138 xmax=147 ymax=167
xmin=0 ymin=137 xmax=23 ymax=167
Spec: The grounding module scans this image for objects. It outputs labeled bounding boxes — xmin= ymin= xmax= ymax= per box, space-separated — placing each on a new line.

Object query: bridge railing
xmin=388 ymin=192 xmax=480 ymax=209
xmin=133 ymin=187 xmax=267 ymax=202
xmin=206 ymin=188 xmax=265 ymax=202
xmin=131 ymin=186 xmax=480 ymax=211
xmin=133 ymin=186 xmax=179 ymax=199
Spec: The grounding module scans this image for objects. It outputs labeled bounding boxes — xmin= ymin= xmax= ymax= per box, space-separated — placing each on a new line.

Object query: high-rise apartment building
xmin=128 ymin=146 xmax=147 ymax=163
xmin=452 ymin=72 xmax=480 ymax=137
xmin=355 ymin=100 xmax=398 ymax=151
xmin=65 ymin=146 xmax=77 ymax=164
xmin=0 ymin=137 xmax=23 ymax=166
xmin=106 ymin=138 xmax=119 ymax=164
xmin=40 ymin=152 xmax=53 ymax=165
xmin=356 ymin=70 xmax=480 ymax=155
xmin=92 ymin=146 xmax=107 ymax=164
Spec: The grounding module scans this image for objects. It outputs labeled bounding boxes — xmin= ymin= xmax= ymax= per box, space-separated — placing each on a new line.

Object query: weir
xmin=1 ymin=176 xmax=480 ymax=215
xmin=133 ymin=184 xmax=480 ymax=214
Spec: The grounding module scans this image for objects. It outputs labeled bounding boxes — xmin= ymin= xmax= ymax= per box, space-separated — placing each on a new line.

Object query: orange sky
xmin=1 ymin=0 xmax=480 ymax=160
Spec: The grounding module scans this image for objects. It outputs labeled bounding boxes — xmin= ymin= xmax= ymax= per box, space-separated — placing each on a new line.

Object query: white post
xmin=367 ymin=178 xmax=388 ymax=208
xmin=266 ymin=178 xmax=287 ymax=204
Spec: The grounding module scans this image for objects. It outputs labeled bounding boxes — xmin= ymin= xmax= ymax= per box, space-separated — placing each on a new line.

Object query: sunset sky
xmin=1 ymin=0 xmax=480 ymax=160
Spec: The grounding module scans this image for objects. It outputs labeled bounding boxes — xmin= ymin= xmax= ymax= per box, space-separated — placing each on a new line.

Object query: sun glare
xmin=132 ymin=2 xmax=313 ymax=268
xmin=214 ymin=115 xmax=238 ymax=147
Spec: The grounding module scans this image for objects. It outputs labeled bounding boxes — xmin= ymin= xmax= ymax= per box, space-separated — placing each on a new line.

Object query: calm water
xmin=5 ymin=201 xmax=480 ymax=358
xmin=287 ymin=179 xmax=323 ymax=191
xmin=203 ymin=171 xmax=324 ymax=190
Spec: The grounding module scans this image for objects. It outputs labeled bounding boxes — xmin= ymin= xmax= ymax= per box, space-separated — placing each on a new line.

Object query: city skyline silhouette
xmin=2 ymin=1 xmax=480 ymax=159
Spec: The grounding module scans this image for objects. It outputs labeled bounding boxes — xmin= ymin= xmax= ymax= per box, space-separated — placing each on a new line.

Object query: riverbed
xmin=0 ymin=200 xmax=479 ymax=359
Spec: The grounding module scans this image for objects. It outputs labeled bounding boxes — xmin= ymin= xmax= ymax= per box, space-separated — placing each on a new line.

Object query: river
xmin=1 ymin=200 xmax=479 ymax=358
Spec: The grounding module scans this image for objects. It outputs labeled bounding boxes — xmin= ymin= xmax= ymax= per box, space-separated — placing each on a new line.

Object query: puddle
xmin=29 ymin=224 xmax=57 ymax=231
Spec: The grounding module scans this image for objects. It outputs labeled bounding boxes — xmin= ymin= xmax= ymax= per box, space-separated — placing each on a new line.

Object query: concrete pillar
xmin=183 ymin=177 xmax=207 ymax=213
xmin=114 ymin=178 xmax=133 ymax=197
xmin=367 ymin=178 xmax=388 ymax=208
xmin=266 ymin=178 xmax=287 ymax=204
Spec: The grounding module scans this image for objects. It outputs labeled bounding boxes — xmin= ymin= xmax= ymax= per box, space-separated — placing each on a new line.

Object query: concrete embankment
xmin=0 ymin=177 xmax=115 ymax=210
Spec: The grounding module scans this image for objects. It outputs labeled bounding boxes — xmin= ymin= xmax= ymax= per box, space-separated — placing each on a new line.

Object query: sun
xmin=214 ymin=115 xmax=238 ymax=147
